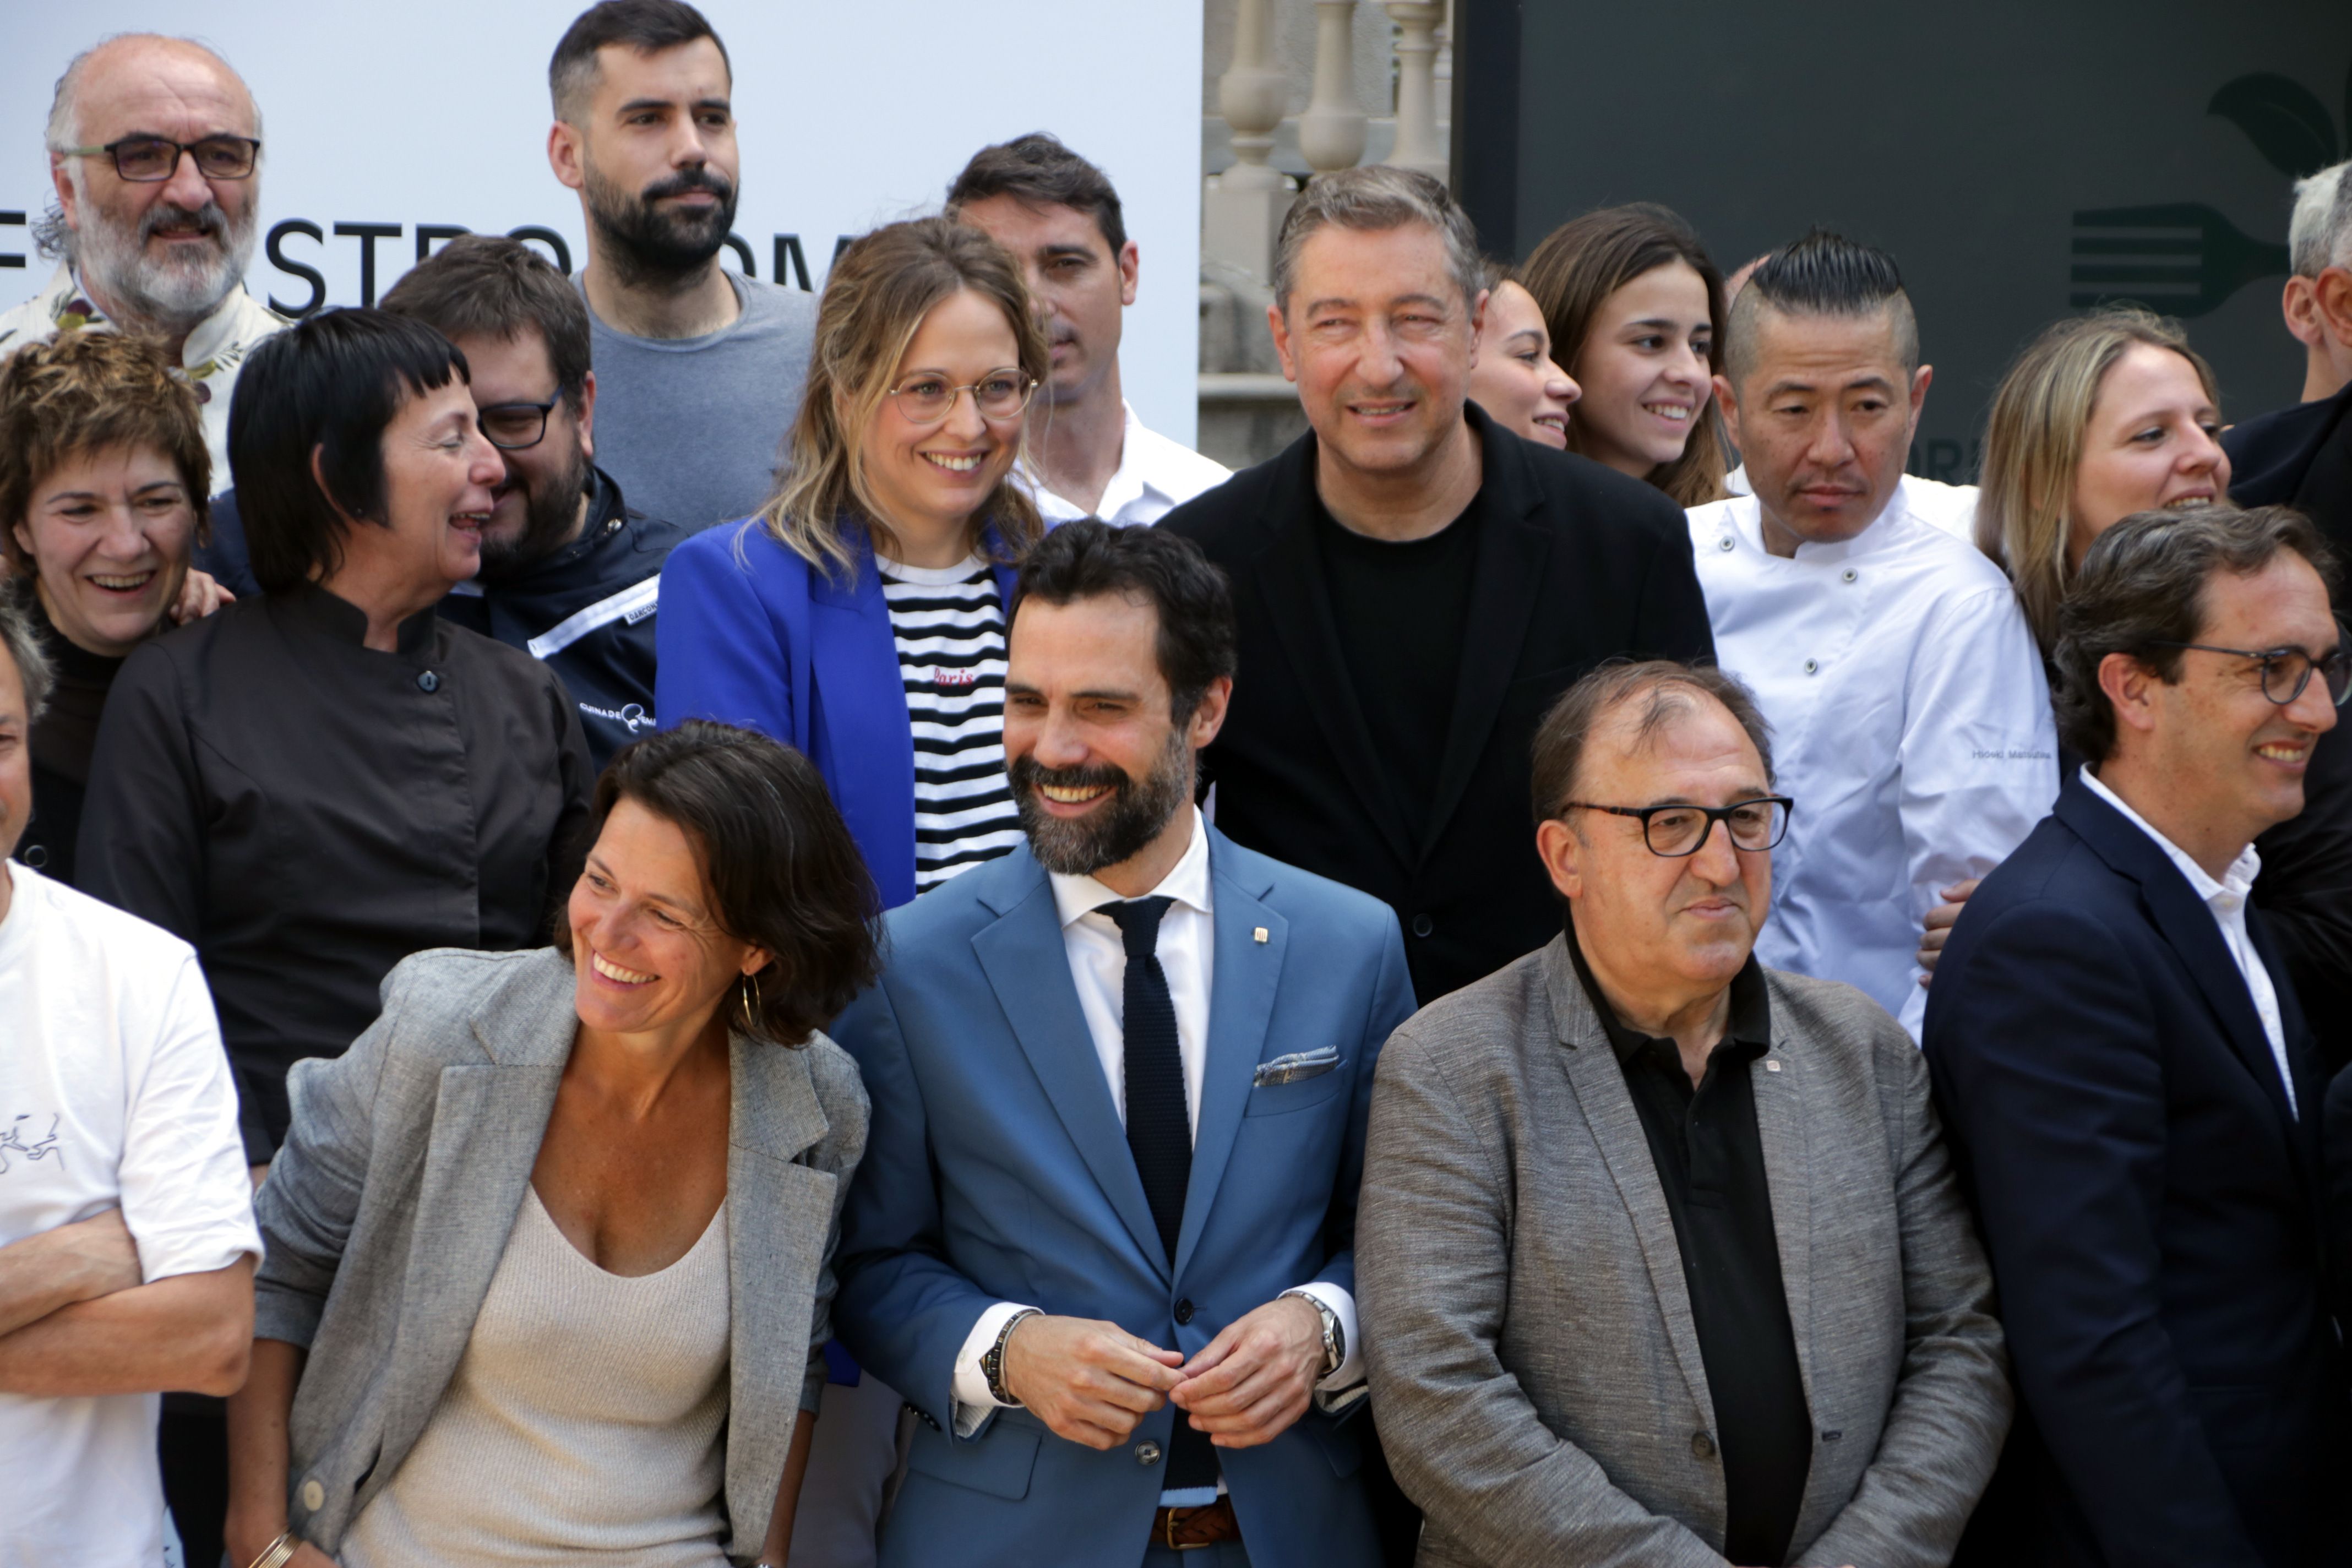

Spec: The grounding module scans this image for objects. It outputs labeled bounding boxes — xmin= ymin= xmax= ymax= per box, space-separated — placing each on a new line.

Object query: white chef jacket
xmin=1020 ymin=401 xmax=1232 ymax=527
xmin=1690 ymin=487 xmax=2059 ymax=1036
xmin=2077 ymin=767 xmax=2295 ymax=1113
xmin=949 ymin=811 xmax=1362 ymax=1470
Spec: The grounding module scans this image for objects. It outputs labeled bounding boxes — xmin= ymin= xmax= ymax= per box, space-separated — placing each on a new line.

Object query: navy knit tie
xmin=1107 ymin=897 xmax=1217 ymax=1492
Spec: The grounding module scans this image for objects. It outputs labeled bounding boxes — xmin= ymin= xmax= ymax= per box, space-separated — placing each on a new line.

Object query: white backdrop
xmin=0 ymin=0 xmax=1205 ymax=444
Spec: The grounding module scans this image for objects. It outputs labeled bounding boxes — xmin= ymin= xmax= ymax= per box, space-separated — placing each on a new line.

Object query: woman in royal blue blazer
xmin=659 ymin=216 xmax=1048 ymax=910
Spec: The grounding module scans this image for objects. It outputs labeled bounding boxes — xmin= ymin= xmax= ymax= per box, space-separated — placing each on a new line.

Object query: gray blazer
xmin=252 ymin=946 xmax=870 ymax=1562
xmin=1359 ymin=937 xmax=2010 ymax=1568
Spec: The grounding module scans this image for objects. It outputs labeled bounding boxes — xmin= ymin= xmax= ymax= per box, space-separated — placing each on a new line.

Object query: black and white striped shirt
xmin=878 ymin=556 xmax=1025 ymax=891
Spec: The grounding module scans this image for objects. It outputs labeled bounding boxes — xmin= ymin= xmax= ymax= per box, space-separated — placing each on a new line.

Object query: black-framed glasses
xmin=2142 ymin=637 xmax=2352 ymax=707
xmin=63 ymin=135 xmax=260 ymax=182
xmin=476 ymin=395 xmax=562 ymax=451
xmin=888 ymin=368 xmax=1035 ymax=426
xmin=1565 ymin=796 xmax=1794 ymax=858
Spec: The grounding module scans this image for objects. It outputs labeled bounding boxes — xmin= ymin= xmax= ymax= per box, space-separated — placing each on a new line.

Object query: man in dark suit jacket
xmin=1924 ymin=504 xmax=2352 ymax=1568
xmin=1161 ymin=167 xmax=1714 ymax=1008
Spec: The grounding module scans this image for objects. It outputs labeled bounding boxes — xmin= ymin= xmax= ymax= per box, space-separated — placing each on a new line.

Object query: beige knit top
xmin=338 ymin=1186 xmax=733 ymax=1567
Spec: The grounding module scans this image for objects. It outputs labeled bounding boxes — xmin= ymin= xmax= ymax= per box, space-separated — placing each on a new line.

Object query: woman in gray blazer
xmin=221 ymin=722 xmax=880 ymax=1568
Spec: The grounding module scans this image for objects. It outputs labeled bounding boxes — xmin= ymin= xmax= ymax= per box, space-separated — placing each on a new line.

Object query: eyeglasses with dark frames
xmin=888 ymin=369 xmax=1036 ymax=427
xmin=1564 ymin=796 xmax=1795 ymax=858
xmin=476 ymin=396 xmax=563 ymax=451
xmin=62 ymin=135 xmax=260 ymax=182
xmin=2141 ymin=636 xmax=2352 ymax=708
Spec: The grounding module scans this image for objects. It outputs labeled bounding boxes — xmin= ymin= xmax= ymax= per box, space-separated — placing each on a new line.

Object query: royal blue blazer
xmin=655 ymin=519 xmax=1020 ymax=910
xmin=828 ymin=830 xmax=1414 ymax=1568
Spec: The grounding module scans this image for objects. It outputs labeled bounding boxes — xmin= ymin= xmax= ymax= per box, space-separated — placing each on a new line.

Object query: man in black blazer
xmin=1924 ymin=504 xmax=2351 ymax=1568
xmin=1161 ymin=167 xmax=1714 ymax=1006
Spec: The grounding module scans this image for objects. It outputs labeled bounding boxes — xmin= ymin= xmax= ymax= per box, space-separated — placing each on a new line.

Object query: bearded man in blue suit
xmin=830 ymin=521 xmax=1412 ymax=1568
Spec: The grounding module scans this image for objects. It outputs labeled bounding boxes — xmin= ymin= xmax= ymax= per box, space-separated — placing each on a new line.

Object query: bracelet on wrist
xmin=247 ymin=1531 xmax=301 ymax=1568
xmin=982 ymin=1308 xmax=1041 ymax=1406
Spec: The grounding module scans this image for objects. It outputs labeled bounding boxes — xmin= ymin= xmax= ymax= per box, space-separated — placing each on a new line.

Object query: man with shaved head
xmin=1 ymin=34 xmax=284 ymax=491
xmin=1687 ymin=230 xmax=2054 ymax=1037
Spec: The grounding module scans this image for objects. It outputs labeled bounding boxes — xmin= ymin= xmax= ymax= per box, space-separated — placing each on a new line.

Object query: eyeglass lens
xmin=2262 ymin=649 xmax=2352 ymax=707
xmin=1646 ymin=800 xmax=1789 ymax=856
xmin=478 ymin=405 xmax=552 ymax=450
xmin=112 ymin=137 xmax=258 ymax=181
xmin=895 ymin=372 xmax=1031 ymax=423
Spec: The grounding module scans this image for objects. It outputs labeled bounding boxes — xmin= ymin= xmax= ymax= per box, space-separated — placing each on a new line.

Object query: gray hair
xmin=1270 ymin=165 xmax=1484 ymax=317
xmin=0 ymin=591 xmax=55 ymax=725
xmin=35 ymin=35 xmax=259 ymax=262
xmin=1529 ymin=660 xmax=1774 ymax=824
xmin=2291 ymin=161 xmax=2352 ymax=278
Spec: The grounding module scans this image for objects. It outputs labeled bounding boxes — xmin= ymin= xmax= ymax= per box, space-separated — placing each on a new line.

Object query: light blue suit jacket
xmin=830 ymin=829 xmax=1414 ymax=1567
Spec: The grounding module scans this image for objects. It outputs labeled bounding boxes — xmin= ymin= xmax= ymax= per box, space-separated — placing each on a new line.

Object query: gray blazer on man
xmin=1359 ymin=936 xmax=2010 ymax=1568
xmin=251 ymin=946 xmax=870 ymax=1562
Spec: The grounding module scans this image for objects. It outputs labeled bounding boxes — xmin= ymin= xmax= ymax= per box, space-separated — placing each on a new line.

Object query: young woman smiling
xmin=1516 ymin=203 xmax=1731 ymax=505
xmin=1465 ymin=266 xmax=1580 ymax=449
xmin=0 ymin=330 xmax=229 ymax=884
xmin=658 ymin=215 xmax=1050 ymax=907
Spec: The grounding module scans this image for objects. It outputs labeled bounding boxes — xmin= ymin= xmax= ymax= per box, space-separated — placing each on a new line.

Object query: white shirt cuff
xmin=951 ymin=1301 xmax=1039 ymax=1438
xmin=1284 ymin=1282 xmax=1363 ymax=1391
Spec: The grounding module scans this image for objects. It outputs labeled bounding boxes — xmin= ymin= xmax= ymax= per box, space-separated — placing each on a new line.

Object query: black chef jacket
xmin=1567 ymin=921 xmax=1814 ymax=1568
xmin=436 ymin=466 xmax=687 ymax=772
xmin=77 ymin=582 xmax=594 ymax=1159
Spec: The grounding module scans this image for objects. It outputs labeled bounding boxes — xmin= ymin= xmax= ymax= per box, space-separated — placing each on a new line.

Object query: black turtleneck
xmin=16 ymin=589 xmax=129 ymax=887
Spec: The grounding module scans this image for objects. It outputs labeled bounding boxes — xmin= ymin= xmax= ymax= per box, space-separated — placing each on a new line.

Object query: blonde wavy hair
xmin=1977 ymin=307 xmax=2217 ymax=655
xmin=756 ymin=216 xmax=1047 ymax=580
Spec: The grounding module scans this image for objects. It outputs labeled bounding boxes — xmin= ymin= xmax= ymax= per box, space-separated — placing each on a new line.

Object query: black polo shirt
xmin=1567 ymin=922 xmax=1812 ymax=1567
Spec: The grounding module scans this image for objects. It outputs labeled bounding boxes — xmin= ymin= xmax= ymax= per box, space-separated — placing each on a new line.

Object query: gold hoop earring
xmin=739 ymin=971 xmax=760 ymax=1036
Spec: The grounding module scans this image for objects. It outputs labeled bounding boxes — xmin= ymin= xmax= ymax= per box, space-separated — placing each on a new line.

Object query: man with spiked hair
xmin=1689 ymin=230 xmax=2055 ymax=1036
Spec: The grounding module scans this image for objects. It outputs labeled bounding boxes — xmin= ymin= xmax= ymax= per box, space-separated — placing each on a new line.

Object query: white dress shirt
xmin=1020 ymin=401 xmax=1232 ymax=527
xmin=1690 ymin=485 xmax=2059 ymax=1036
xmin=2077 ymin=767 xmax=2296 ymax=1113
xmin=950 ymin=810 xmax=1363 ymax=1456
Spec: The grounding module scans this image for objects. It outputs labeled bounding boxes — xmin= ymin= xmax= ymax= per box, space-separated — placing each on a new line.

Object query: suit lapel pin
xmin=1253 ymin=926 xmax=1269 ymax=944
xmin=1764 ymin=1059 xmax=1782 ymax=1071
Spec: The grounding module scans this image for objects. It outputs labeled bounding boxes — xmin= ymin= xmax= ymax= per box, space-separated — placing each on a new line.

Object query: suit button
xmin=1691 ymin=1431 xmax=1716 ymax=1460
xmin=1135 ymin=1440 xmax=1163 ymax=1466
xmin=1175 ymin=1298 xmax=1195 ymax=1325
xmin=1410 ymin=913 xmax=1434 ymax=938
xmin=416 ymin=669 xmax=440 ymax=693
xmin=300 ymin=1477 xmax=326 ymax=1511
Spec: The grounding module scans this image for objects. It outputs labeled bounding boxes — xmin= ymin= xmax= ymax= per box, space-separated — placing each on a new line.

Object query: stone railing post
xmin=1383 ymin=1 xmax=1447 ymax=182
xmin=1297 ymin=0 xmax=1368 ymax=175
xmin=1202 ymin=0 xmax=1293 ymax=283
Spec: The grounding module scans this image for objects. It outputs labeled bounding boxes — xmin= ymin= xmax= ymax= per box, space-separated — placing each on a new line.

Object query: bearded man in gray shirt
xmin=546 ymin=1 xmax=815 ymax=532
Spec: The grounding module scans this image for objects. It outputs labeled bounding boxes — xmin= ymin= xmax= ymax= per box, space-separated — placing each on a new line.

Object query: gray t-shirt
xmin=580 ymin=271 xmax=817 ymax=531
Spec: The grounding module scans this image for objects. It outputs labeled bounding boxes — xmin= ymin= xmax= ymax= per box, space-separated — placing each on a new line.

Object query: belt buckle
xmin=1162 ymin=1504 xmax=1209 ymax=1551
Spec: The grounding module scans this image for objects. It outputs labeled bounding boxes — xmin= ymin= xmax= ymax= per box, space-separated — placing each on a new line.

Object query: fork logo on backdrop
xmin=2071 ymin=62 xmax=2349 ymax=317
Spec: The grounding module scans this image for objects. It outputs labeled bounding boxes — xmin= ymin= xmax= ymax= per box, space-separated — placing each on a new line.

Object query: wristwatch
xmin=1284 ymin=1290 xmax=1344 ymax=1379
xmin=982 ymin=1308 xmax=1041 ymax=1406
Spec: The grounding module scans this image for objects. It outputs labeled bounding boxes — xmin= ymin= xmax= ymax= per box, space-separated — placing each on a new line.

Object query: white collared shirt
xmin=0 ymin=263 xmax=287 ymax=495
xmin=950 ymin=810 xmax=1363 ymax=1455
xmin=1020 ymin=401 xmax=1232 ymax=527
xmin=1690 ymin=484 xmax=2059 ymax=1037
xmin=2077 ymin=767 xmax=2295 ymax=1113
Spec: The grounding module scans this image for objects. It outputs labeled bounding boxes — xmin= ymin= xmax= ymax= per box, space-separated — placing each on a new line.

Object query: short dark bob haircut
xmin=1010 ymin=520 xmax=1237 ymax=722
xmin=228 ymin=308 xmax=471 ymax=596
xmin=555 ymin=721 xmax=881 ymax=1046
xmin=2054 ymin=503 xmax=2338 ymax=764
xmin=1531 ymin=659 xmax=1774 ymax=825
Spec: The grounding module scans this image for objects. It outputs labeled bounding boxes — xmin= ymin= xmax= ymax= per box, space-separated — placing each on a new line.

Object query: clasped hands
xmin=999 ymin=1295 xmax=1326 ymax=1452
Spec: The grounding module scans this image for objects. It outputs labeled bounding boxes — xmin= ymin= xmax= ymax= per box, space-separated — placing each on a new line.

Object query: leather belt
xmin=1152 ymin=1494 xmax=1240 ymax=1550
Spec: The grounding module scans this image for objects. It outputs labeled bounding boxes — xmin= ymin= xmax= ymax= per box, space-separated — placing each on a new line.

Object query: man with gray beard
xmin=1 ymin=34 xmax=284 ymax=492
xmin=830 ymin=521 xmax=1412 ymax=1568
